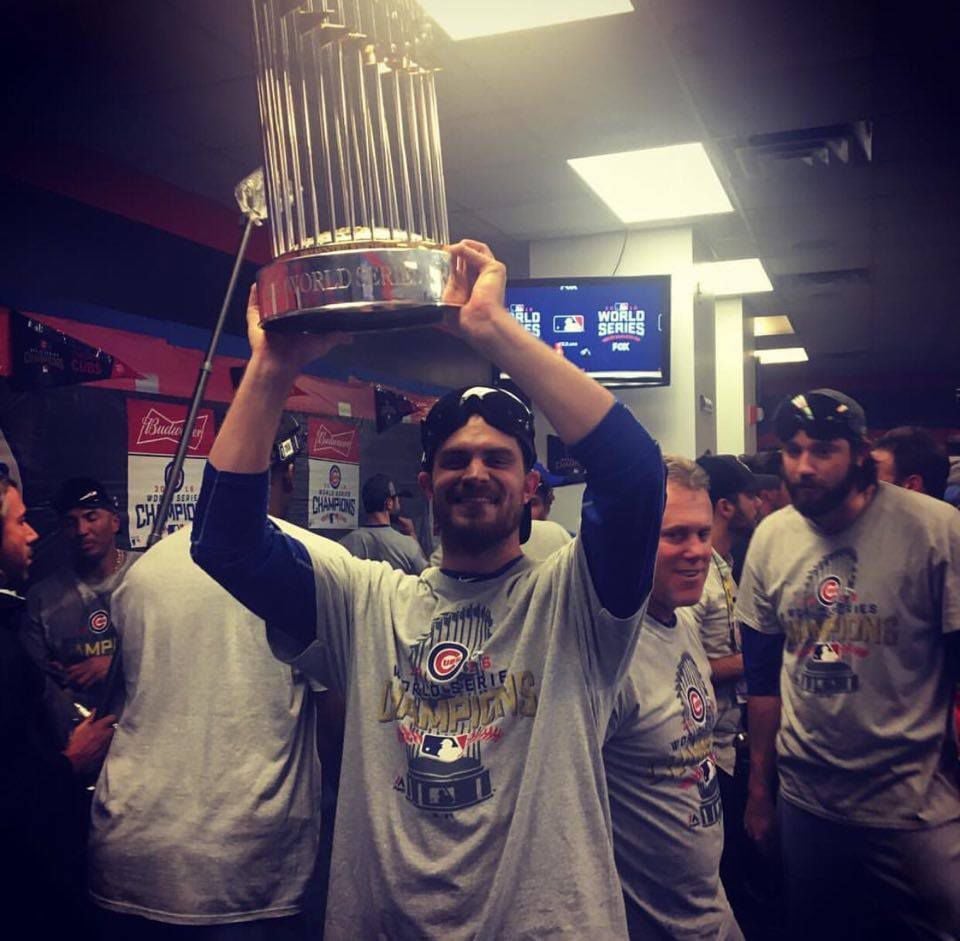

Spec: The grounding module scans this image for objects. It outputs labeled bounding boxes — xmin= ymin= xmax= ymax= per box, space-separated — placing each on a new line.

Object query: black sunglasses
xmin=421 ymin=386 xmax=535 ymax=469
xmin=775 ymin=392 xmax=861 ymax=442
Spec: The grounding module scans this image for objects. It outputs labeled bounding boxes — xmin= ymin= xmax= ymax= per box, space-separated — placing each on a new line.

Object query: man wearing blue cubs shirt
xmin=739 ymin=389 xmax=960 ymax=940
xmin=191 ymin=240 xmax=664 ymax=939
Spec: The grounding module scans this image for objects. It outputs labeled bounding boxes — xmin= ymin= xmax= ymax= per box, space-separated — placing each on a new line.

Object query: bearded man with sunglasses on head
xmin=191 ymin=240 xmax=664 ymax=939
xmin=738 ymin=389 xmax=960 ymax=941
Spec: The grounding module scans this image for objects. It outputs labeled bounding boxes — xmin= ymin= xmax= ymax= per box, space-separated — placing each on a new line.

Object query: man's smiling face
xmin=421 ymin=415 xmax=537 ymax=555
xmin=650 ymin=482 xmax=713 ymax=617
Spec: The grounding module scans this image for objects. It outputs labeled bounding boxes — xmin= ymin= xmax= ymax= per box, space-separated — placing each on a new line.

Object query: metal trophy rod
xmin=145 ymin=170 xmax=267 ymax=548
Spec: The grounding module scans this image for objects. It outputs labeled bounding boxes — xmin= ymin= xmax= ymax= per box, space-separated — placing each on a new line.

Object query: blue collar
xmin=440 ymin=555 xmax=524 ymax=582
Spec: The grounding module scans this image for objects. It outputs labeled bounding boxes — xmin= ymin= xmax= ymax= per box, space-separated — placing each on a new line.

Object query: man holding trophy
xmin=191 ymin=237 xmax=665 ymax=938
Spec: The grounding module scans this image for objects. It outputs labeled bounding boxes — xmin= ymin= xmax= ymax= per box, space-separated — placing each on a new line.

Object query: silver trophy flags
xmin=250 ymin=0 xmax=455 ymax=332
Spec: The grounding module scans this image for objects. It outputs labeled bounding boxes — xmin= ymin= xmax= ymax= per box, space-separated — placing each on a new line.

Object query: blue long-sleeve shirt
xmin=191 ymin=402 xmax=663 ymax=648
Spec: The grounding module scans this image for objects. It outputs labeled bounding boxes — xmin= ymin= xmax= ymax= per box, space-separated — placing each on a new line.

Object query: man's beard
xmin=787 ymin=460 xmax=859 ymax=520
xmin=730 ymin=505 xmax=756 ymax=535
xmin=434 ymin=483 xmax=525 ymax=555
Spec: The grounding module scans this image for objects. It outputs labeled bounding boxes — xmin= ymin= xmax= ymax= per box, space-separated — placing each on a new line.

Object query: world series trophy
xmin=248 ymin=0 xmax=455 ymax=333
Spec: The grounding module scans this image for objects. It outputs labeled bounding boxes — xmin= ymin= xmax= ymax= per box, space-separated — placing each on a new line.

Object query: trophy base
xmin=257 ymin=246 xmax=457 ymax=334
xmin=263 ymin=301 xmax=453 ymax=334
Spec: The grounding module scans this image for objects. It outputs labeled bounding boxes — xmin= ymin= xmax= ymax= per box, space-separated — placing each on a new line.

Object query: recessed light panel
xmin=754 ymin=347 xmax=809 ymax=364
xmin=420 ymin=0 xmax=633 ymax=40
xmin=695 ymin=259 xmax=773 ymax=296
xmin=753 ymin=315 xmax=794 ymax=336
xmin=568 ymin=143 xmax=733 ymax=224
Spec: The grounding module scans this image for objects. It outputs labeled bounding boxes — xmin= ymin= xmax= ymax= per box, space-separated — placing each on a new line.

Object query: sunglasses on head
xmin=421 ymin=386 xmax=535 ymax=469
xmin=775 ymin=393 xmax=861 ymax=442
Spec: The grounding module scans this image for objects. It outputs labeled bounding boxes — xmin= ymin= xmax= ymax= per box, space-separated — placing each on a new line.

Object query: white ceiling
xmin=4 ymin=0 xmax=960 ymax=384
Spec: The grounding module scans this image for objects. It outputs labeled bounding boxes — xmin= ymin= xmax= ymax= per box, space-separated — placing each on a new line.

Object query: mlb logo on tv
xmin=554 ymin=314 xmax=585 ymax=334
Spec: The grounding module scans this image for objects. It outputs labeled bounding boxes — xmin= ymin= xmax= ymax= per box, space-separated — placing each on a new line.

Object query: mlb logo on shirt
xmin=420 ymin=735 xmax=464 ymax=763
xmin=553 ymin=314 xmax=585 ymax=334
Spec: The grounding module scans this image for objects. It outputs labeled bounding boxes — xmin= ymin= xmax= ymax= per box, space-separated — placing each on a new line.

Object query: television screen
xmin=498 ymin=275 xmax=671 ymax=387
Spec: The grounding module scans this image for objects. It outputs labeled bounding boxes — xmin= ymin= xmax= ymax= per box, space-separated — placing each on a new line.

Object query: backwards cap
xmin=774 ymin=388 xmax=867 ymax=444
xmin=271 ymin=415 xmax=304 ymax=467
xmin=420 ymin=386 xmax=536 ymax=471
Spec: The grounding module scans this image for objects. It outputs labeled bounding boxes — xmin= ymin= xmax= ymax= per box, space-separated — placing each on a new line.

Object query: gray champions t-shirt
xmin=270 ymin=537 xmax=644 ymax=940
xmin=88 ymin=524 xmax=324 ymax=924
xmin=339 ymin=525 xmax=427 ymax=575
xmin=692 ymin=551 xmax=744 ymax=775
xmin=22 ymin=552 xmax=138 ymax=741
xmin=736 ymin=483 xmax=960 ymax=827
xmin=604 ymin=608 xmax=740 ymax=941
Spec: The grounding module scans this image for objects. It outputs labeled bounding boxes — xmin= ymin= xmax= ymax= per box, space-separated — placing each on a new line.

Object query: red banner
xmin=127 ymin=399 xmax=215 ymax=457
xmin=307 ymin=417 xmax=361 ymax=463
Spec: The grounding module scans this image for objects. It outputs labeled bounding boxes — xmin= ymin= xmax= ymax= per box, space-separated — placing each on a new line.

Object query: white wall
xmin=715 ymin=296 xmax=745 ymax=454
xmin=529 ymin=227 xmax=699 ymax=533
xmin=693 ymin=291 xmax=717 ymax=456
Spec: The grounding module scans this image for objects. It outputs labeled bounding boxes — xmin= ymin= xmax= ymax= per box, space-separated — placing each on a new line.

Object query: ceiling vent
xmin=776 ymin=267 xmax=871 ymax=290
xmin=735 ymin=121 xmax=872 ymax=177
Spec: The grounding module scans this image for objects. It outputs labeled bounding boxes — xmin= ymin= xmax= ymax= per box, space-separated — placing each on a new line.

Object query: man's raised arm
xmin=442 ymin=241 xmax=615 ymax=443
xmin=189 ymin=287 xmax=346 ymax=641
xmin=445 ymin=241 xmax=663 ymax=618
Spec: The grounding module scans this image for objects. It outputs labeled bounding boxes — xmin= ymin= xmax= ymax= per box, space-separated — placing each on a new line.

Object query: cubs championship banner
xmin=127 ymin=399 xmax=216 ymax=546
xmin=307 ymin=417 xmax=360 ymax=530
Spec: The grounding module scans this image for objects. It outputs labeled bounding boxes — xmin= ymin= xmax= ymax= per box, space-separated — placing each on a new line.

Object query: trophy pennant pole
xmin=145 ymin=170 xmax=268 ymax=548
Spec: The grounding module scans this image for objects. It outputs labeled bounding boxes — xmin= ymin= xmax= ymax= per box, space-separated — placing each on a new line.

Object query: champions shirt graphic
xmin=782 ymin=548 xmax=895 ymax=696
xmin=674 ymin=652 xmax=721 ymax=828
xmin=378 ymin=603 xmax=538 ymax=813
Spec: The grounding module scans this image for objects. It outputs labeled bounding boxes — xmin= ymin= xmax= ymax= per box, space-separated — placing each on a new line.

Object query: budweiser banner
xmin=307 ymin=417 xmax=360 ymax=530
xmin=126 ymin=399 xmax=215 ymax=546
xmin=11 ymin=310 xmax=138 ymax=389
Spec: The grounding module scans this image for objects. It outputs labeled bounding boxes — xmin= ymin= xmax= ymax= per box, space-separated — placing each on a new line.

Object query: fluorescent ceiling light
xmin=752 ymin=315 xmax=794 ymax=337
xmin=754 ymin=347 xmax=809 ymax=365
xmin=419 ymin=0 xmax=633 ymax=40
xmin=695 ymin=258 xmax=773 ymax=296
xmin=568 ymin=143 xmax=733 ymax=224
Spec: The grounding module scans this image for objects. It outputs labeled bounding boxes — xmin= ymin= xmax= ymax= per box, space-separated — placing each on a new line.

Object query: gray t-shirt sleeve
xmin=266 ymin=525 xmax=358 ymax=693
xmin=939 ymin=510 xmax=960 ymax=635
xmin=734 ymin=532 xmax=781 ymax=635
xmin=559 ymin=538 xmax=646 ymax=711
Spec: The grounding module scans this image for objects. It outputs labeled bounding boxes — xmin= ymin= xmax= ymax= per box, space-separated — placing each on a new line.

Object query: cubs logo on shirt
xmin=686 ymin=685 xmax=706 ymax=724
xmin=817 ymin=575 xmax=842 ymax=607
xmin=426 ymin=641 xmax=469 ymax=683
xmin=89 ymin=609 xmax=110 ymax=634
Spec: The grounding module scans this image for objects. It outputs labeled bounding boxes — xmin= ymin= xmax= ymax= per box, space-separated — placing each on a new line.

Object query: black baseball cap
xmin=696 ymin=455 xmax=759 ymax=506
xmin=740 ymin=452 xmax=782 ymax=490
xmin=774 ymin=389 xmax=867 ymax=444
xmin=362 ymin=473 xmax=412 ymax=513
xmin=421 ymin=386 xmax=536 ymax=472
xmin=271 ymin=415 xmax=304 ymax=466
xmin=53 ymin=477 xmax=117 ymax=515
